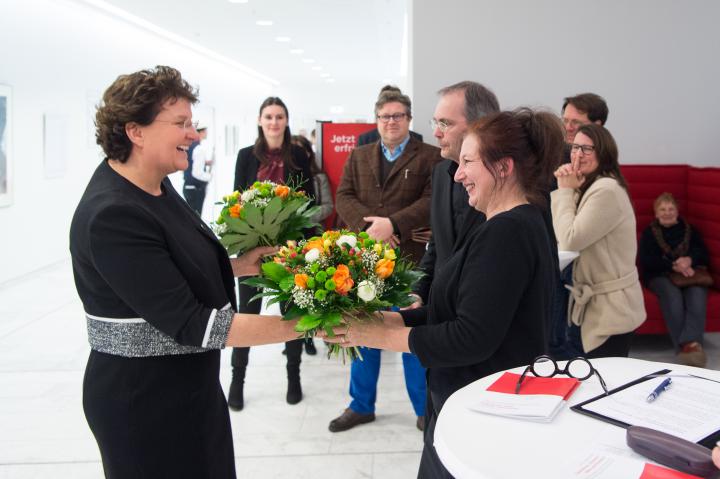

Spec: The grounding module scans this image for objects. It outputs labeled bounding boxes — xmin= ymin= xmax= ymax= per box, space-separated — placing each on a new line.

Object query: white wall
xmin=411 ymin=0 xmax=720 ymax=167
xmin=0 ymin=0 xmax=274 ymax=284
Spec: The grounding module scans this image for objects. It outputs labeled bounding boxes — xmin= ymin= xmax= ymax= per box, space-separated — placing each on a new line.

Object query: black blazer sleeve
xmin=234 ymin=146 xmax=258 ymax=192
xmin=288 ymin=144 xmax=315 ymax=204
xmin=87 ymin=203 xmax=225 ymax=347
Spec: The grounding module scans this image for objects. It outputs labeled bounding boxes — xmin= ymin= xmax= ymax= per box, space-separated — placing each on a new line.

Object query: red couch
xmin=620 ymin=165 xmax=720 ymax=334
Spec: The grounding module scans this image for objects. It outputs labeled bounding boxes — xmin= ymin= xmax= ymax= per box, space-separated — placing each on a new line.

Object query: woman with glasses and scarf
xmin=325 ymin=108 xmax=562 ymax=478
xmin=551 ymin=124 xmax=645 ymax=358
xmin=229 ymin=97 xmax=315 ymax=411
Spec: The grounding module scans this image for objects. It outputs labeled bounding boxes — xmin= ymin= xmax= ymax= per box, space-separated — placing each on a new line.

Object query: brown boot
xmin=677 ymin=341 xmax=707 ymax=368
xmin=328 ymin=408 xmax=375 ymax=432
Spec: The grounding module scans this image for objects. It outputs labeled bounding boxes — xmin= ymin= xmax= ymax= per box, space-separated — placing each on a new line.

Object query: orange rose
xmin=303 ymin=239 xmax=325 ymax=253
xmin=294 ymin=274 xmax=308 ymax=289
xmin=332 ymin=264 xmax=354 ymax=295
xmin=229 ymin=204 xmax=242 ymax=218
xmin=275 ymin=185 xmax=290 ymax=199
xmin=375 ymin=259 xmax=395 ymax=279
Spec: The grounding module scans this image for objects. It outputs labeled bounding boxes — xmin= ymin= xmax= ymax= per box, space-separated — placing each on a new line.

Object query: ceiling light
xmin=311 ymin=66 xmax=322 ymax=71
xmin=275 ymin=36 xmax=291 ymax=42
xmin=255 ymin=20 xmax=273 ymax=26
xmin=320 ymin=73 xmax=331 ymax=78
xmin=289 ymin=49 xmax=304 ymax=54
xmin=302 ymin=58 xmax=315 ymax=64
xmin=325 ymin=78 xmax=335 ymax=83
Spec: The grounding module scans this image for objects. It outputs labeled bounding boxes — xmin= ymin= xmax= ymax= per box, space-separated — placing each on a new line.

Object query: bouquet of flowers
xmin=244 ymin=230 xmax=423 ymax=361
xmin=213 ymin=180 xmax=319 ymax=255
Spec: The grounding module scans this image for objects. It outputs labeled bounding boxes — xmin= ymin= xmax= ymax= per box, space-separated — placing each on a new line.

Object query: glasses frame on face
xmin=429 ymin=118 xmax=453 ymax=133
xmin=376 ymin=113 xmax=408 ymax=123
xmin=515 ymin=355 xmax=609 ymax=396
xmin=154 ymin=118 xmax=199 ymax=131
xmin=570 ymin=144 xmax=596 ymax=155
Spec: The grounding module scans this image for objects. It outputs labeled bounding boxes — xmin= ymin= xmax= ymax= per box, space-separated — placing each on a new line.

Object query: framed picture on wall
xmin=0 ymin=84 xmax=12 ymax=207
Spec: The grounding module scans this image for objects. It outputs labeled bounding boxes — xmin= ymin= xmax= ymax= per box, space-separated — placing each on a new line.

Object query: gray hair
xmin=437 ymin=81 xmax=499 ymax=122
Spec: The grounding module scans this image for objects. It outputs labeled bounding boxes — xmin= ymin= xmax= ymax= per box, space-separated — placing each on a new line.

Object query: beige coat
xmin=551 ymin=177 xmax=646 ymax=352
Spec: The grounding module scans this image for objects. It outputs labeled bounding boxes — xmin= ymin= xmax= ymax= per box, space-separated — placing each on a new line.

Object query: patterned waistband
xmin=86 ymin=305 xmax=233 ymax=358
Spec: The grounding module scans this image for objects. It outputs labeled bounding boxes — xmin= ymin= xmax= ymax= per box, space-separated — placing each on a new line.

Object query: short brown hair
xmin=653 ymin=192 xmax=678 ymax=212
xmin=95 ymin=66 xmax=198 ymax=162
xmin=562 ymin=93 xmax=608 ymax=125
xmin=374 ymin=91 xmax=412 ymax=118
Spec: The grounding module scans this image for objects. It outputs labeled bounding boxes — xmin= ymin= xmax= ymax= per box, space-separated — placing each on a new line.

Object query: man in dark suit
xmin=411 ymin=81 xmax=500 ymax=307
xmin=357 ymin=85 xmax=423 ymax=146
xmin=330 ymin=90 xmax=442 ymax=433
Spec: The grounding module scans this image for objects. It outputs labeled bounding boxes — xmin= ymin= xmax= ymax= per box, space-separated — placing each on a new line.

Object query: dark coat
xmin=234 ymin=144 xmax=315 ymax=201
xmin=414 ymin=160 xmax=485 ymax=303
xmin=335 ymin=137 xmax=442 ymax=263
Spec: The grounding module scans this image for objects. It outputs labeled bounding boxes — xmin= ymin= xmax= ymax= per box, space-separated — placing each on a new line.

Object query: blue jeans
xmin=348 ymin=347 xmax=427 ymax=417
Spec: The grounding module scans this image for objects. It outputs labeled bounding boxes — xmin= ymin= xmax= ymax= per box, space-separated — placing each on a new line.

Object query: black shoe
xmin=228 ymin=375 xmax=244 ymax=411
xmin=305 ymin=339 xmax=317 ymax=355
xmin=416 ymin=416 xmax=425 ymax=431
xmin=286 ymin=378 xmax=302 ymax=404
xmin=328 ymin=408 xmax=375 ymax=432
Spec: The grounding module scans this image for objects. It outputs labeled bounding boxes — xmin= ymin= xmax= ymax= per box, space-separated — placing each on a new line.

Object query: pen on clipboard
xmin=646 ymin=378 xmax=672 ymax=403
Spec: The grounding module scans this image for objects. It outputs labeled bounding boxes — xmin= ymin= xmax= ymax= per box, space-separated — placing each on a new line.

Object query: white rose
xmin=336 ymin=234 xmax=357 ymax=249
xmin=240 ymin=189 xmax=256 ymax=203
xmin=356 ymin=280 xmax=377 ymax=302
xmin=304 ymin=248 xmax=321 ymax=263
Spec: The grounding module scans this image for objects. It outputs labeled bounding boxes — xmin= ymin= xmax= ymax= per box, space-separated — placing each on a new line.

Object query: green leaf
xmin=264 ymin=196 xmax=283 ymax=221
xmin=219 ymin=234 xmax=243 ymax=247
xmin=244 ymin=205 xmax=263 ymax=228
xmin=284 ymin=305 xmax=304 ymax=320
xmin=296 ymin=314 xmax=322 ymax=332
xmin=261 ymin=262 xmax=291 ymax=283
xmin=224 ymin=216 xmax=253 ymax=234
xmin=226 ymin=243 xmax=243 ymax=256
xmin=279 ymin=275 xmax=295 ymax=292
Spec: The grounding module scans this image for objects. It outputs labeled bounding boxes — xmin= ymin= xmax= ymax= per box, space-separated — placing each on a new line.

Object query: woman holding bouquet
xmin=70 ymin=67 xmax=304 ymax=478
xmin=326 ymin=108 xmax=562 ymax=478
xmin=230 ymin=97 xmax=315 ymax=410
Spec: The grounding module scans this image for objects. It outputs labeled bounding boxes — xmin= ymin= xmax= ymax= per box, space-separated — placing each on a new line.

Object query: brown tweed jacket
xmin=335 ymin=137 xmax=442 ymax=263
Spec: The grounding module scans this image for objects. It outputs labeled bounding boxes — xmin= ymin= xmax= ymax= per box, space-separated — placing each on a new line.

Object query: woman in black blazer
xmin=229 ymin=97 xmax=315 ymax=411
xmin=327 ymin=109 xmax=564 ymax=478
xmin=70 ymin=67 xmax=299 ymax=478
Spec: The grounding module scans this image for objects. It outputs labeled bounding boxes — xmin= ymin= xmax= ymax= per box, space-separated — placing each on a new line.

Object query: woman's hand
xmin=554 ymin=163 xmax=585 ymax=189
xmin=672 ymin=256 xmax=695 ymax=277
xmin=230 ymin=246 xmax=279 ymax=277
xmin=321 ymin=311 xmax=407 ymax=350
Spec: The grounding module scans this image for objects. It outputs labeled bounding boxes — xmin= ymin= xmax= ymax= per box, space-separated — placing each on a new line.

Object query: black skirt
xmin=83 ymin=350 xmax=235 ymax=478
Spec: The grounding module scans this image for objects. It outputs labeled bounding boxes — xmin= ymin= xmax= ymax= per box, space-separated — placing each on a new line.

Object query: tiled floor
xmin=0 ymin=261 xmax=716 ymax=478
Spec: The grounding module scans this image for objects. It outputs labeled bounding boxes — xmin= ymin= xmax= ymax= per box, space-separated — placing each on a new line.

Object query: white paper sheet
xmin=580 ymin=375 xmax=720 ymax=442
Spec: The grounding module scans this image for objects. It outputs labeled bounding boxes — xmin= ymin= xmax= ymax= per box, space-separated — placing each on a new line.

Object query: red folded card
xmin=487 ymin=372 xmax=581 ymax=401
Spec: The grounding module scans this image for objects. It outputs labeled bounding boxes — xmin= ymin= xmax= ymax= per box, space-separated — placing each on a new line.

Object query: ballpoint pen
xmin=646 ymin=378 xmax=672 ymax=403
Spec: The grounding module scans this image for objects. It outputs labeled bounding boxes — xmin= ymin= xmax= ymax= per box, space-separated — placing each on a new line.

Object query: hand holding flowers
xmin=243 ymin=230 xmax=423 ymax=361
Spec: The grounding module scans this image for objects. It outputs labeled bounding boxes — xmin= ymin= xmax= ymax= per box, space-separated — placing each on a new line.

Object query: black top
xmin=402 ymin=204 xmax=554 ymax=411
xmin=70 ymin=160 xmax=236 ymax=349
xmin=638 ymin=218 xmax=710 ymax=282
xmin=234 ymin=143 xmax=315 ymax=201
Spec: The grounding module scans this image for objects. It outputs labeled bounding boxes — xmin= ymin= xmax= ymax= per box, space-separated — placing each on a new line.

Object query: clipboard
xmin=571 ymin=369 xmax=720 ymax=449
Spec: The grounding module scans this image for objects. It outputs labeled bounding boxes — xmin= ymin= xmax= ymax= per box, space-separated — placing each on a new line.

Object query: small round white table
xmin=433 ymin=357 xmax=719 ymax=479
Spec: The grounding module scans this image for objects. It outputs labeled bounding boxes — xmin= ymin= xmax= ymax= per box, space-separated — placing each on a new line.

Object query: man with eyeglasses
xmin=182 ymin=124 xmax=214 ymax=215
xmin=561 ymin=93 xmax=608 ymax=160
xmin=331 ymin=90 xmax=442 ymax=434
xmin=410 ymin=81 xmax=500 ymax=309
xmin=357 ymin=85 xmax=423 ymax=146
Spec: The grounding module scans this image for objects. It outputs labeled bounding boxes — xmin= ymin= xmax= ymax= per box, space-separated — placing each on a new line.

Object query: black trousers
xmin=182 ymin=183 xmax=207 ymax=215
xmin=586 ymin=331 xmax=634 ymax=358
xmin=232 ymin=280 xmax=302 ymax=371
xmin=417 ymin=387 xmax=455 ymax=478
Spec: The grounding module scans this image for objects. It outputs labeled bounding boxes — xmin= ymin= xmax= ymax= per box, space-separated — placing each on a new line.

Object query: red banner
xmin=318 ymin=122 xmax=376 ymax=229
